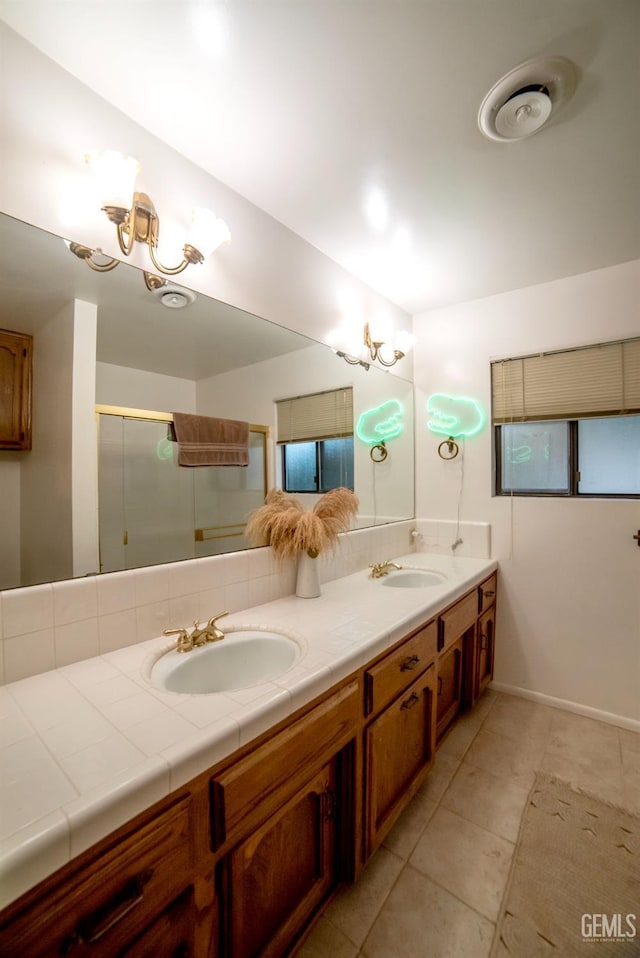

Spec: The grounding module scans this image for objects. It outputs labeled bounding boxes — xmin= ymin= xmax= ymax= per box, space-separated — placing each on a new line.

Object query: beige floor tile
xmin=473 ymin=688 xmax=499 ymax=721
xmin=481 ymin=694 xmax=554 ymax=745
xmin=547 ymin=709 xmax=621 ymax=752
xmin=438 ymin=710 xmax=484 ymax=760
xmin=417 ymin=751 xmax=460 ymax=803
xmin=620 ymin=726 xmax=640 ymax=759
xmin=539 ymin=747 xmax=625 ymax=807
xmin=324 ymin=845 xmax=404 ymax=948
xmin=382 ymin=789 xmax=437 ymax=860
xmin=362 ymin=865 xmax=494 ymax=958
xmin=623 ymin=764 xmax=640 ymax=815
xmin=464 ymin=727 xmax=543 ymax=789
xmin=441 ymin=762 xmax=530 ymax=843
xmin=409 ymin=807 xmax=514 ymax=922
xmin=295 ymin=916 xmax=359 ymax=958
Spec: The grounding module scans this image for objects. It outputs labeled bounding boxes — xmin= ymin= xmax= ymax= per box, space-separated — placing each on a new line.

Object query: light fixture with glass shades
xmin=330 ymin=321 xmax=414 ymax=370
xmin=81 ymin=149 xmax=230 ymax=276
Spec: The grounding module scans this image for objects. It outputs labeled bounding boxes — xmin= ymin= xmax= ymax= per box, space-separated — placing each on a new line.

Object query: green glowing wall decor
xmin=426 ymin=394 xmax=486 ymax=438
xmin=356 ymin=399 xmax=404 ymax=444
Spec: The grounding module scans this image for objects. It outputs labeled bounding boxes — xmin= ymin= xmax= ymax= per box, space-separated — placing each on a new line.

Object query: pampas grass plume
xmin=246 ymin=487 xmax=358 ymax=560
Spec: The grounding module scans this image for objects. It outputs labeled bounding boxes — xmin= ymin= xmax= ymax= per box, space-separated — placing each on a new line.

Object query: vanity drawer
xmin=437 ymin=590 xmax=478 ymax=653
xmin=0 ymin=797 xmax=193 ymax=958
xmin=211 ymin=679 xmax=360 ymax=849
xmin=478 ymin=573 xmax=497 ymax=614
xmin=364 ymin=620 xmax=437 ymax=717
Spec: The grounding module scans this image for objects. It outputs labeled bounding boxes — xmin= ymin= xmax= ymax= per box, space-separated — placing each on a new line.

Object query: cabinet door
xmin=0 ymin=328 xmax=32 ymax=450
xmin=476 ymin=606 xmax=495 ymax=697
xmin=364 ymin=665 xmax=436 ymax=858
xmin=225 ymin=761 xmax=338 ymax=958
xmin=436 ymin=636 xmax=463 ymax=740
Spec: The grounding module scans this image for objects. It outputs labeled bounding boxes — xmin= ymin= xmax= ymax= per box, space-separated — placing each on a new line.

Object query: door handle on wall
xmin=634 ymin=530 xmax=640 ymax=547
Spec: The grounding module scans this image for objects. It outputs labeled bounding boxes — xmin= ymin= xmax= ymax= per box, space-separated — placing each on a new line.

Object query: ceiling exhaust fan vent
xmin=478 ymin=55 xmax=578 ymax=142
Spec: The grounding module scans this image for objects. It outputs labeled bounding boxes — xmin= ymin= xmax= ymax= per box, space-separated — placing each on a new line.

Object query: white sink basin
xmin=380 ymin=569 xmax=446 ymax=589
xmin=149 ymin=629 xmax=300 ymax=694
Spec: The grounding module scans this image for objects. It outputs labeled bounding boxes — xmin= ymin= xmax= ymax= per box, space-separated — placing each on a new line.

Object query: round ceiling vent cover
xmin=153 ymin=284 xmax=197 ymax=309
xmin=478 ymin=55 xmax=578 ymax=142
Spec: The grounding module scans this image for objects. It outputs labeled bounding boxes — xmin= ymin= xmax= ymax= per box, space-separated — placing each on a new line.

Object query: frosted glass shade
xmin=85 ymin=149 xmax=139 ymax=210
xmin=187 ymin=208 xmax=231 ymax=258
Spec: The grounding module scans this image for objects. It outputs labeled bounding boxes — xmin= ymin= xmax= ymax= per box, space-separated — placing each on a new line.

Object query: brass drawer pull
xmin=483 ymin=590 xmax=496 ymax=599
xmin=62 ymin=869 xmax=154 ymax=951
xmin=480 ymin=632 xmax=488 ymax=652
xmin=400 ymin=654 xmax=420 ymax=672
xmin=401 ymin=692 xmax=420 ymax=711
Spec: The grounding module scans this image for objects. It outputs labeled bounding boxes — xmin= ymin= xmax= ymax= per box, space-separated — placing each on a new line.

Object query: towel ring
xmin=437 ymin=437 xmax=459 ymax=460
xmin=370 ymin=442 xmax=388 ymax=462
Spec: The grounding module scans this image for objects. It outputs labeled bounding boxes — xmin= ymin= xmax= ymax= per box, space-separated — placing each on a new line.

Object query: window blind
xmin=276 ymin=387 xmax=353 ymax=443
xmin=491 ymin=337 xmax=640 ymax=423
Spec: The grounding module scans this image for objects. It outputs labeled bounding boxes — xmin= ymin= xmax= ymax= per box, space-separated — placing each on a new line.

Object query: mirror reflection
xmin=0 ymin=213 xmax=414 ymax=589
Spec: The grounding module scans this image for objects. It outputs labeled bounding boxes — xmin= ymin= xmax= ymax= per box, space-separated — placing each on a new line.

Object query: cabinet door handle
xmin=401 ymin=692 xmax=420 ymax=711
xmin=322 ymin=785 xmax=336 ymax=820
xmin=483 ymin=590 xmax=495 ymax=599
xmin=437 ymin=676 xmax=443 ymax=696
xmin=400 ymin=654 xmax=420 ymax=672
xmin=480 ymin=632 xmax=488 ymax=651
xmin=62 ymin=869 xmax=154 ymax=950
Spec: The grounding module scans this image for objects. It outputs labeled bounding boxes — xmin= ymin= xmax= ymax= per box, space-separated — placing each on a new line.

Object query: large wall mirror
xmin=0 ymin=212 xmax=414 ymax=590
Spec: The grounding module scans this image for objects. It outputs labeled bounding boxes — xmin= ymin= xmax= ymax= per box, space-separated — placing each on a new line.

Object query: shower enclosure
xmin=97 ymin=407 xmax=268 ymax=573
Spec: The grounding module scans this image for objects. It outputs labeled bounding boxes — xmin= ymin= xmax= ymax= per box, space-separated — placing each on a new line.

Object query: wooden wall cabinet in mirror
xmin=0 ymin=328 xmax=32 ymax=450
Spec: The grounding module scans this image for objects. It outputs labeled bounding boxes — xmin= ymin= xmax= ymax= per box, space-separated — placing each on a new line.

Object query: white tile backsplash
xmin=413 ymin=519 xmax=491 ymax=559
xmin=0 ymin=520 xmax=456 ymax=683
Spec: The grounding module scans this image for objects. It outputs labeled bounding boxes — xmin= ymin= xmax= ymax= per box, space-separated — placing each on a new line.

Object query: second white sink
xmin=381 ymin=569 xmax=446 ymax=589
xmin=149 ymin=629 xmax=300 ymax=694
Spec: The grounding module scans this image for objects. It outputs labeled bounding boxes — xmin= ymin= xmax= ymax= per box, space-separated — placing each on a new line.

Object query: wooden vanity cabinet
xmin=0 ymin=794 xmax=199 ymax=958
xmin=363 ymin=621 xmax=438 ymax=858
xmin=222 ymin=759 xmax=340 ymax=958
xmin=436 ymin=635 xmax=464 ymax=739
xmin=212 ymin=681 xmax=360 ymax=957
xmin=0 ymin=328 xmax=33 ymax=450
xmin=0 ymin=571 xmax=498 ymax=958
xmin=364 ymin=664 xmax=436 ymax=857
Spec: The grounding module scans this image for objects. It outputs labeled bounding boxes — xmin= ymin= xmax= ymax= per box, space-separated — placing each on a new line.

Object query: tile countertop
xmin=0 ymin=551 xmax=496 ymax=909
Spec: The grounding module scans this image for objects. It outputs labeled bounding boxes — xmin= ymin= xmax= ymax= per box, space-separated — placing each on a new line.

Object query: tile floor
xmin=297 ymin=691 xmax=640 ymax=958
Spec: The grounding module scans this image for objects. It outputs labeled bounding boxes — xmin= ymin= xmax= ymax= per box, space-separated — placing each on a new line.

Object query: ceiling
xmin=1 ymin=0 xmax=639 ymax=316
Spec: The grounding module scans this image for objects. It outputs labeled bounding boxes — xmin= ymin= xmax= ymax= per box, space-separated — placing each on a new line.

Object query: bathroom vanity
xmin=0 ymin=555 xmax=497 ymax=956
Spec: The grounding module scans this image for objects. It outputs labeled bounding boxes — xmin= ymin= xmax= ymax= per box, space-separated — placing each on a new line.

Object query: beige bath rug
xmin=491 ymin=774 xmax=639 ymax=957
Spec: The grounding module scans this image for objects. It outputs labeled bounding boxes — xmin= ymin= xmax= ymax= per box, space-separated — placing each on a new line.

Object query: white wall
xmin=20 ymin=302 xmax=74 ymax=585
xmin=0 ymin=24 xmax=412 ymax=366
xmin=71 ymin=300 xmax=98 ymax=577
xmin=414 ymin=260 xmax=640 ymax=726
xmin=96 ymin=363 xmax=197 ymax=412
xmin=196 ymin=343 xmax=414 ymax=523
xmin=0 ymin=461 xmax=21 ymax=587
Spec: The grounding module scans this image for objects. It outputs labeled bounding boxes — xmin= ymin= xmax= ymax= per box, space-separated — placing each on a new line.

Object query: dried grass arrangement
xmin=245 ymin=487 xmax=359 ymax=560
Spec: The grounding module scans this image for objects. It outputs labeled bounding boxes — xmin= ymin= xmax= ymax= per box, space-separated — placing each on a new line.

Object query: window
xmin=276 ymin=388 xmax=354 ymax=494
xmin=492 ymin=338 xmax=640 ymax=498
xmin=282 ymin=437 xmax=354 ymax=493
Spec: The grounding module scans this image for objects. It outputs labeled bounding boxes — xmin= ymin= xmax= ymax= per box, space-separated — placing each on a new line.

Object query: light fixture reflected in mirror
xmin=331 ymin=321 xmax=414 ymax=370
xmin=66 ymin=240 xmax=168 ymax=291
xmin=82 ymin=149 xmax=230 ymax=277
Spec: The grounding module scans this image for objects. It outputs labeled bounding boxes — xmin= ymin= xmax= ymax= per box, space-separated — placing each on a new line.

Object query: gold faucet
xmin=369 ymin=560 xmax=402 ymax=579
xmin=163 ymin=611 xmax=229 ymax=653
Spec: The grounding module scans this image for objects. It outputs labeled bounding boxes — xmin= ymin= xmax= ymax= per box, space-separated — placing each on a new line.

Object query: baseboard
xmin=489 ymin=681 xmax=640 ymax=734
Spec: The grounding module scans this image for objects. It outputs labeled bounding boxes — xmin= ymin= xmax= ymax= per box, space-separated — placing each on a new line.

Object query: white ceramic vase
xmin=295 ymin=549 xmax=320 ymax=598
